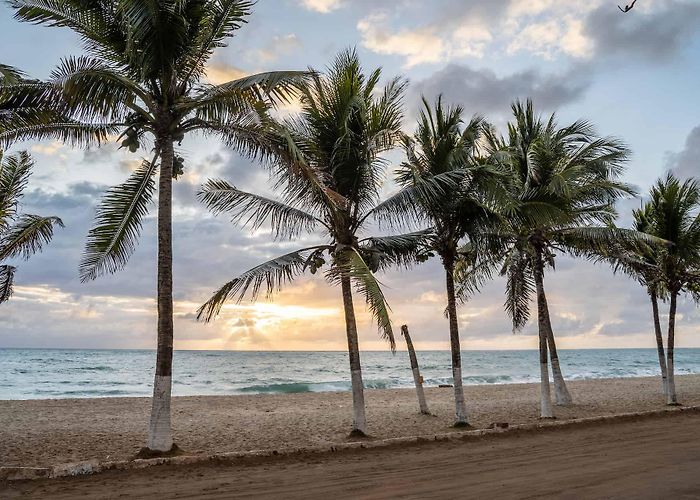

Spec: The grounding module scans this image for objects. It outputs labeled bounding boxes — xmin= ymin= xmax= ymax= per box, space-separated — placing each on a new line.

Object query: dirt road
xmin=4 ymin=411 xmax=700 ymax=499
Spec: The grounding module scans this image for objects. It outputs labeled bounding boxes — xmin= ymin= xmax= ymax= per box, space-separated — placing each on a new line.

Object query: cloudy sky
xmin=1 ymin=0 xmax=699 ymax=351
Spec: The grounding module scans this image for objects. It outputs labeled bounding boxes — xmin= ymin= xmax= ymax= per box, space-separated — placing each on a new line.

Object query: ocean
xmin=2 ymin=348 xmax=700 ymax=400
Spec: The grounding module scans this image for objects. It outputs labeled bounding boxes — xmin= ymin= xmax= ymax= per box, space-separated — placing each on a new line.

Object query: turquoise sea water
xmin=2 ymin=348 xmax=700 ymax=400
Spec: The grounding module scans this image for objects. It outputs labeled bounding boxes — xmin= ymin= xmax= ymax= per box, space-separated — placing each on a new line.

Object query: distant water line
xmin=1 ymin=348 xmax=700 ymax=400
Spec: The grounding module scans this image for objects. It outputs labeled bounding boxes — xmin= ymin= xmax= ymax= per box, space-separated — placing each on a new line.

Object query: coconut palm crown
xmin=1 ymin=0 xmax=306 ymax=453
xmin=197 ymin=49 xmax=427 ymax=435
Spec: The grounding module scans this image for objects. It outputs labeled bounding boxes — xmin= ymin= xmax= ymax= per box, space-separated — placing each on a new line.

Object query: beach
xmin=5 ymin=410 xmax=700 ymax=499
xmin=2 ymin=374 xmax=700 ymax=468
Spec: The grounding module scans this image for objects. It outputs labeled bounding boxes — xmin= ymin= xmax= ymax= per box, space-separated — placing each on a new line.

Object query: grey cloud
xmin=666 ymin=126 xmax=700 ymax=179
xmin=585 ymin=2 xmax=700 ymax=62
xmin=409 ymin=64 xmax=589 ymax=120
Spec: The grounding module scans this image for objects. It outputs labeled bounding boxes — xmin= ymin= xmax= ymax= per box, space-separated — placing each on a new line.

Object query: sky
xmin=1 ymin=0 xmax=700 ymax=352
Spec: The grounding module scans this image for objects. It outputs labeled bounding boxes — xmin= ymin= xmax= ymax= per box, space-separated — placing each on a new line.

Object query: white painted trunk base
xmin=453 ymin=367 xmax=469 ymax=424
xmin=147 ymin=375 xmax=173 ymax=451
xmin=350 ymin=369 xmax=367 ymax=434
xmin=550 ymin=357 xmax=572 ymax=406
xmin=412 ymin=367 xmax=430 ymax=415
xmin=666 ymin=359 xmax=677 ymax=405
xmin=539 ymin=362 xmax=553 ymax=418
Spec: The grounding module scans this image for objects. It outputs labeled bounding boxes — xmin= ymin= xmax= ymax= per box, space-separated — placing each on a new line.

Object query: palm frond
xmin=79 ymin=157 xmax=156 ymax=282
xmin=0 ymin=150 xmax=33 ymax=228
xmin=359 ymin=229 xmax=432 ymax=271
xmin=0 ymin=214 xmax=64 ymax=261
xmin=501 ymin=247 xmax=535 ymax=331
xmin=197 ymin=245 xmax=328 ymax=322
xmin=198 ymin=178 xmax=321 ymax=239
xmin=0 ymin=264 xmax=16 ymax=304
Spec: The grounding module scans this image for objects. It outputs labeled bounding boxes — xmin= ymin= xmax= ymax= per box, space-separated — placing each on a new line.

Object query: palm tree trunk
xmin=541 ymin=292 xmax=572 ymax=406
xmin=401 ymin=325 xmax=430 ymax=415
xmin=650 ymin=290 xmax=668 ymax=396
xmin=340 ymin=274 xmax=367 ymax=435
xmin=533 ymin=252 xmax=553 ymax=419
xmin=445 ymin=263 xmax=469 ymax=427
xmin=146 ymin=137 xmax=175 ymax=452
xmin=666 ymin=291 xmax=679 ymax=405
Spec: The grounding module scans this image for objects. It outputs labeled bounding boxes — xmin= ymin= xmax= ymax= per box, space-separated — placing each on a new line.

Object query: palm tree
xmin=482 ymin=100 xmax=636 ymax=417
xmin=371 ymin=96 xmax=499 ymax=426
xmin=645 ymin=174 xmax=700 ymax=404
xmin=197 ymin=50 xmax=420 ymax=436
xmin=0 ymin=150 xmax=63 ymax=303
xmin=1 ymin=0 xmax=304 ymax=453
xmin=604 ymin=203 xmax=670 ymax=394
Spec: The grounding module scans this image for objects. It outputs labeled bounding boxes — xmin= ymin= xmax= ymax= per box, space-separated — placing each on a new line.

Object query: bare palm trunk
xmin=401 ymin=325 xmax=430 ymax=415
xmin=147 ymin=137 xmax=175 ymax=452
xmin=340 ymin=274 xmax=367 ymax=435
xmin=666 ymin=291 xmax=679 ymax=405
xmin=541 ymin=294 xmax=572 ymax=406
xmin=650 ymin=290 xmax=668 ymax=396
xmin=445 ymin=262 xmax=469 ymax=426
xmin=534 ymin=252 xmax=553 ymax=419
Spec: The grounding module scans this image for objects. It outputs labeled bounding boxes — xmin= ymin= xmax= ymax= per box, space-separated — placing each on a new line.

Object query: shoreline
xmin=2 ymin=374 xmax=699 ymax=470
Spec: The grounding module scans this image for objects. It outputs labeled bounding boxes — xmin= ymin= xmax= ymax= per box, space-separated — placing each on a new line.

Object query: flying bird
xmin=618 ymin=0 xmax=637 ymax=12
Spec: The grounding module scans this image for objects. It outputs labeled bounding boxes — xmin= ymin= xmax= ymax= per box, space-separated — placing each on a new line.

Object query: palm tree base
xmin=666 ymin=402 xmax=682 ymax=407
xmin=348 ymin=429 xmax=369 ymax=439
xmin=452 ymin=421 xmax=472 ymax=429
xmin=538 ymin=416 xmax=557 ymax=421
xmin=135 ymin=443 xmax=182 ymax=459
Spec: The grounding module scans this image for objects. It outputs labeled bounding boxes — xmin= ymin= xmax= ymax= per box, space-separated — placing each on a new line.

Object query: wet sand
xmin=2 ymin=374 xmax=699 ymax=468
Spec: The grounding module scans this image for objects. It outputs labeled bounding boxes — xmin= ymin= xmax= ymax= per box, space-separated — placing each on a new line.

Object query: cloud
xmin=251 ymin=33 xmax=303 ymax=64
xmin=299 ymin=0 xmax=342 ymax=13
xmin=205 ymin=63 xmax=248 ymax=85
xmin=409 ymin=63 xmax=589 ymax=119
xmin=666 ymin=125 xmax=700 ymax=179
xmin=357 ymin=13 xmax=492 ymax=68
xmin=583 ymin=1 xmax=700 ymax=63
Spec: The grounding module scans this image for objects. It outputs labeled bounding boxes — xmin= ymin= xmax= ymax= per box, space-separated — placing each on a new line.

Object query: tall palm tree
xmin=482 ymin=100 xmax=636 ymax=417
xmin=197 ymin=50 xmax=420 ymax=436
xmin=1 ymin=0 xmax=304 ymax=453
xmin=645 ymin=174 xmax=700 ymax=404
xmin=371 ymin=96 xmax=499 ymax=426
xmin=604 ymin=203 xmax=670 ymax=394
xmin=0 ymin=150 xmax=63 ymax=303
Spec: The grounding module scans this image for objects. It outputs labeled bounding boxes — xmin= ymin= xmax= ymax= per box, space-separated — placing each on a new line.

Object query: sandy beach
xmin=2 ymin=374 xmax=700 ymax=469
xmin=4 ymin=409 xmax=700 ymax=499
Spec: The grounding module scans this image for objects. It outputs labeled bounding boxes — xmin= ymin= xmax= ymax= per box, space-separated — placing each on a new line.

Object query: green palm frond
xmin=0 ymin=264 xmax=16 ymax=304
xmin=189 ymin=71 xmax=308 ymax=118
xmin=0 ymin=64 xmax=25 ymax=84
xmin=197 ymin=245 xmax=329 ymax=322
xmin=50 ymin=55 xmax=153 ymax=121
xmin=501 ymin=247 xmax=535 ymax=331
xmin=0 ymin=214 xmax=64 ymax=261
xmin=359 ymin=229 xmax=432 ymax=271
xmin=369 ymin=169 xmax=465 ymax=228
xmin=197 ymin=178 xmax=321 ymax=239
xmin=0 ymin=150 xmax=32 ymax=228
xmin=454 ymin=244 xmax=500 ymax=302
xmin=329 ymin=247 xmax=395 ymax=350
xmin=179 ymin=0 xmax=254 ymax=83
xmin=79 ymin=157 xmax=157 ymax=282
xmin=0 ymin=121 xmax=117 ymax=150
